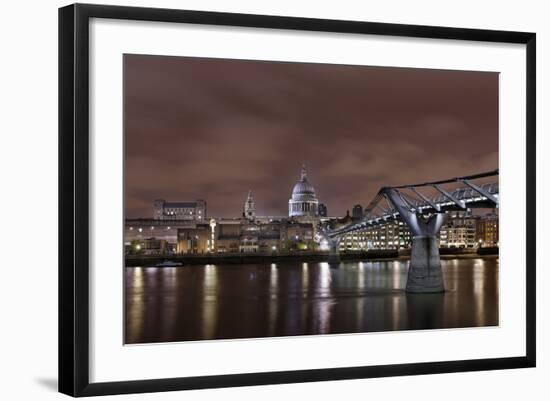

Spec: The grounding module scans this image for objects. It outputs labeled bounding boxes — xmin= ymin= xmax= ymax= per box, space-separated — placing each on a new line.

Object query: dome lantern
xmin=301 ymin=163 xmax=307 ymax=181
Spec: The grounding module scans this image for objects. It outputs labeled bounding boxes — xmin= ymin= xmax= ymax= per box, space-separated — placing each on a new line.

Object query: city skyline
xmin=124 ymin=55 xmax=498 ymax=218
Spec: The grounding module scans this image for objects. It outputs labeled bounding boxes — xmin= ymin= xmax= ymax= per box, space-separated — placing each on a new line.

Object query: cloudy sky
xmin=124 ymin=54 xmax=498 ymax=218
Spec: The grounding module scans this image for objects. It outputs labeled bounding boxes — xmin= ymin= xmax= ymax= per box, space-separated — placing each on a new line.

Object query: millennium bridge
xmin=323 ymin=170 xmax=499 ymax=294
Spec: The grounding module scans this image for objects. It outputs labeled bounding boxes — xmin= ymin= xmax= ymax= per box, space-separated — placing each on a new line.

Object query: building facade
xmin=126 ymin=237 xmax=169 ymax=256
xmin=352 ymin=204 xmax=364 ymax=221
xmin=283 ymin=221 xmax=315 ymax=251
xmin=335 ymin=210 xmax=497 ymax=251
xmin=125 ymin=219 xmax=179 ymax=245
xmin=127 ymin=209 xmax=497 ymax=255
xmin=176 ymin=223 xmax=211 ymax=254
xmin=215 ymin=220 xmax=241 ymax=253
xmin=339 ymin=220 xmax=412 ymax=251
xmin=439 ymin=210 xmax=478 ymax=248
xmin=476 ymin=211 xmax=499 ymax=247
xmin=153 ymin=199 xmax=206 ymax=221
xmin=172 ymin=218 xmax=315 ymax=254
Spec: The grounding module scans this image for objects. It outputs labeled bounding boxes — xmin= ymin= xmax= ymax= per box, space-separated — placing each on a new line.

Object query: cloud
xmin=124 ymin=55 xmax=498 ymax=218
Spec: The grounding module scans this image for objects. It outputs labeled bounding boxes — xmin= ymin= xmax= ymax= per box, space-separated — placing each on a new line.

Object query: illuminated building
xmin=239 ymin=224 xmax=259 ymax=253
xmin=125 ymin=219 xmax=179 ymax=245
xmin=439 ymin=210 xmax=478 ymax=248
xmin=176 ymin=223 xmax=211 ymax=254
xmin=318 ymin=203 xmax=328 ymax=217
xmin=214 ymin=220 xmax=241 ymax=253
xmin=339 ymin=220 xmax=411 ymax=251
xmin=476 ymin=211 xmax=499 ymax=247
xmin=282 ymin=221 xmax=315 ymax=251
xmin=257 ymin=222 xmax=283 ymax=252
xmin=153 ymin=199 xmax=206 ymax=221
xmin=237 ymin=221 xmax=281 ymax=253
xmin=185 ymin=218 xmax=314 ymax=254
xmin=126 ymin=237 xmax=168 ymax=256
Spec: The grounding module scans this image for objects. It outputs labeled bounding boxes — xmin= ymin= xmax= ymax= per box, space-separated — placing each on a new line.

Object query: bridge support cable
xmin=383 ymin=188 xmax=446 ymax=293
xmin=373 ymin=203 xmax=391 ymax=216
xmin=397 ymin=191 xmax=418 ymax=213
xmin=410 ymin=187 xmax=441 ymax=212
xmin=365 ymin=213 xmax=377 ymax=220
xmin=383 ymin=196 xmax=396 ymax=213
xmin=460 ymin=180 xmax=499 ymax=205
xmin=402 ymin=191 xmax=425 ymax=207
xmin=432 ymin=184 xmax=466 ymax=209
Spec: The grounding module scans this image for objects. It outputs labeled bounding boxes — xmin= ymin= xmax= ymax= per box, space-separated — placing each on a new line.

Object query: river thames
xmin=125 ymin=257 xmax=498 ymax=344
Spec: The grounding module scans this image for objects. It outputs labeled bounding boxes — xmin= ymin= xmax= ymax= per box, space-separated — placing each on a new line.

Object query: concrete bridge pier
xmin=407 ymin=235 xmax=445 ymax=293
xmin=327 ymin=238 xmax=341 ymax=265
xmin=383 ymin=188 xmax=446 ymax=293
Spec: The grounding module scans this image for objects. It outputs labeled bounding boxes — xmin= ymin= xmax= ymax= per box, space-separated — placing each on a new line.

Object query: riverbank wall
xmin=125 ymin=247 xmax=498 ymax=267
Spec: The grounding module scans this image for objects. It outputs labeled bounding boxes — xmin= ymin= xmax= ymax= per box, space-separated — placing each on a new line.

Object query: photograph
xmin=0 ymin=0 xmax=541 ymax=398
xmin=123 ymin=54 xmax=500 ymax=345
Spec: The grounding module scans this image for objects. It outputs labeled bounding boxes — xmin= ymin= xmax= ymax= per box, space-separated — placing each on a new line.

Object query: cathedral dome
xmin=292 ymin=178 xmax=316 ymax=197
xmin=289 ymin=164 xmax=319 ymax=218
xmin=291 ymin=165 xmax=316 ymax=197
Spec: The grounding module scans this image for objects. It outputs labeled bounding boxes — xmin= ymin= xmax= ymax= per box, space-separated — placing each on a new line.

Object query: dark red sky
xmin=124 ymin=54 xmax=498 ymax=218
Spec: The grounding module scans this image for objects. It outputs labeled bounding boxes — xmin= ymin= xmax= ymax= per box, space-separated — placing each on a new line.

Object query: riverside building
xmin=476 ymin=210 xmax=499 ymax=247
xmin=153 ymin=199 xmax=206 ymax=221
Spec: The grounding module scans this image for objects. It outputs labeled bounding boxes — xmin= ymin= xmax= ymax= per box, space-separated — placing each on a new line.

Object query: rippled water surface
xmin=125 ymin=258 xmax=498 ymax=344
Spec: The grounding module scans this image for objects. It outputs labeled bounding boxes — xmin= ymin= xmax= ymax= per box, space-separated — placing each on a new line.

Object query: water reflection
xmin=125 ymin=257 xmax=499 ymax=344
xmin=301 ymin=263 xmax=309 ymax=293
xmin=126 ymin=267 xmax=144 ymax=344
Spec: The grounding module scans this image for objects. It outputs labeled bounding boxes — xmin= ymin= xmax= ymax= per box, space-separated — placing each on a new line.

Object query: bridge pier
xmin=383 ymin=188 xmax=446 ymax=293
xmin=407 ymin=236 xmax=444 ymax=293
xmin=327 ymin=238 xmax=341 ymax=265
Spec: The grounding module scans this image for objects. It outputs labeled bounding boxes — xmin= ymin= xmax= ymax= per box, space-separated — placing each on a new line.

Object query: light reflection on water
xmin=125 ymin=258 xmax=499 ymax=344
xmin=126 ymin=267 xmax=144 ymax=344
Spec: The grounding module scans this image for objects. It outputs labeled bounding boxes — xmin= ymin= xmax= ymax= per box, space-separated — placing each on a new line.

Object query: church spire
xmin=244 ymin=190 xmax=256 ymax=221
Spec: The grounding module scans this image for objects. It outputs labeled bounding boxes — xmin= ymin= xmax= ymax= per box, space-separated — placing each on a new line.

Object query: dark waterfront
xmin=125 ymin=257 xmax=499 ymax=344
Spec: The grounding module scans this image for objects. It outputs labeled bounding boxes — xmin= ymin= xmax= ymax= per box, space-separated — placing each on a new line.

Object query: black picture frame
xmin=59 ymin=3 xmax=536 ymax=397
